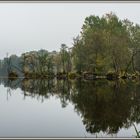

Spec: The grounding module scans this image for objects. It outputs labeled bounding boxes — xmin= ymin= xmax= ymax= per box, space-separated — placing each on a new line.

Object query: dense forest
xmin=1 ymin=12 xmax=140 ymax=80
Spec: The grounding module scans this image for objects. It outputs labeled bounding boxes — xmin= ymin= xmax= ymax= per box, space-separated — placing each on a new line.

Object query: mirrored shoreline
xmin=0 ymin=78 xmax=140 ymax=137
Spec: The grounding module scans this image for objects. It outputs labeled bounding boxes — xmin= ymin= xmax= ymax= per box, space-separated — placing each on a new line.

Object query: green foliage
xmin=1 ymin=12 xmax=140 ymax=78
xmin=60 ymin=44 xmax=71 ymax=73
xmin=72 ymin=12 xmax=140 ymax=75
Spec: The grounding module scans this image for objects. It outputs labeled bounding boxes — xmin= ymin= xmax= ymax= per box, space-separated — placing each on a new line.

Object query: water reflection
xmin=0 ymin=78 xmax=140 ymax=137
xmin=71 ymin=80 xmax=140 ymax=134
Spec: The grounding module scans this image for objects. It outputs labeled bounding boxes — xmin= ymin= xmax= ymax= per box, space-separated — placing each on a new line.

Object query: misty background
xmin=0 ymin=2 xmax=140 ymax=59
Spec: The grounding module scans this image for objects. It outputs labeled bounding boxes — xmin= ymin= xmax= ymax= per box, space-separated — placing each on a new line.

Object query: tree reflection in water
xmin=1 ymin=78 xmax=140 ymax=136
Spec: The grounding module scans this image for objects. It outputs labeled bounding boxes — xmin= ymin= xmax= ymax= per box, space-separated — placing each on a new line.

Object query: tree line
xmin=0 ymin=12 xmax=140 ymax=79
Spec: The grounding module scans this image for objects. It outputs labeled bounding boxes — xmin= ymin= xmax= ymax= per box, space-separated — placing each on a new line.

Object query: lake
xmin=0 ymin=78 xmax=140 ymax=138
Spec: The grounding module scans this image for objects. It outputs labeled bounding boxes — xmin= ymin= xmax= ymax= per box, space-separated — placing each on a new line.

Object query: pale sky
xmin=0 ymin=2 xmax=140 ymax=59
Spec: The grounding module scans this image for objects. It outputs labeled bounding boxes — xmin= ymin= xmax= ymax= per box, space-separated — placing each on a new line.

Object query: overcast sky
xmin=0 ymin=2 xmax=140 ymax=59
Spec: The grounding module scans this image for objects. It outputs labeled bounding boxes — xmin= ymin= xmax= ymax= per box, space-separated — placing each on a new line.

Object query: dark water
xmin=0 ymin=78 xmax=140 ymax=138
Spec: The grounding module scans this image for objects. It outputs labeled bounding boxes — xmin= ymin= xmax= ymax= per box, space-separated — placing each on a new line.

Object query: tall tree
xmin=60 ymin=44 xmax=70 ymax=73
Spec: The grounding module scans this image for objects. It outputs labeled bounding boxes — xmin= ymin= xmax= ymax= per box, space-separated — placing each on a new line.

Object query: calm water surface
xmin=0 ymin=78 xmax=140 ymax=138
